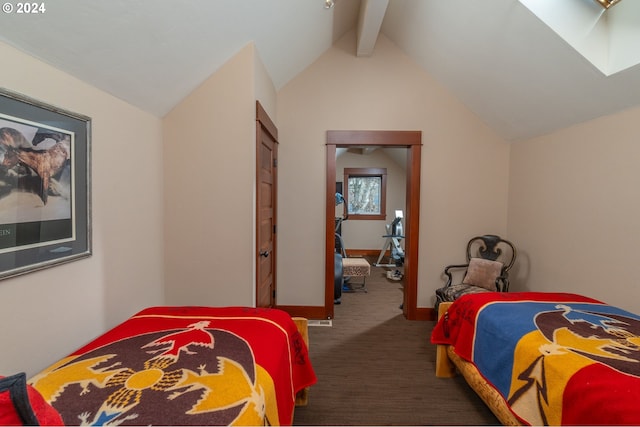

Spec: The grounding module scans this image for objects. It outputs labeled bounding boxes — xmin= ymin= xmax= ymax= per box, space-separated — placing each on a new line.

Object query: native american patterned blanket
xmin=29 ymin=306 xmax=317 ymax=426
xmin=431 ymin=292 xmax=640 ymax=425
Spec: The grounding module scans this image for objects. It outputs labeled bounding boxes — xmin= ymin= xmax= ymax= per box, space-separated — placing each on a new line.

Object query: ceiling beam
xmin=356 ymin=0 xmax=389 ymax=57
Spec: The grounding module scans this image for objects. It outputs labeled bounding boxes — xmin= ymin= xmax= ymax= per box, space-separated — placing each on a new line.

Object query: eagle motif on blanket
xmin=431 ymin=292 xmax=640 ymax=426
xmin=507 ymin=303 xmax=640 ymax=425
xmin=30 ymin=322 xmax=278 ymax=426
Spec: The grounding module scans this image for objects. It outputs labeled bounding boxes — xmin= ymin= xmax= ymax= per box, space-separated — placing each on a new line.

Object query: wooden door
xmin=256 ymin=102 xmax=278 ymax=308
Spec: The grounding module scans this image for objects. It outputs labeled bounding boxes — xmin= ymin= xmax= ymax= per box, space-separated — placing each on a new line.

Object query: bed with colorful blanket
xmin=431 ymin=292 xmax=640 ymax=425
xmin=27 ymin=306 xmax=317 ymax=426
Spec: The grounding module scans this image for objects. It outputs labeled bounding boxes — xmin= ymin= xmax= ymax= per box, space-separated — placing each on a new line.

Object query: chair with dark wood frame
xmin=435 ymin=235 xmax=516 ymax=312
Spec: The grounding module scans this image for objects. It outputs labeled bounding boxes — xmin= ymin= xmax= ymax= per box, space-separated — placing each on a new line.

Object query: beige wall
xmin=254 ymin=48 xmax=278 ymax=121
xmin=0 ymin=41 xmax=164 ymax=377
xmin=276 ymin=31 xmax=510 ymax=308
xmin=163 ymin=42 xmax=276 ymax=306
xmin=336 ymin=149 xmax=406 ymax=251
xmin=508 ymin=106 xmax=640 ymax=313
xmin=13 ymin=18 xmax=637 ymax=378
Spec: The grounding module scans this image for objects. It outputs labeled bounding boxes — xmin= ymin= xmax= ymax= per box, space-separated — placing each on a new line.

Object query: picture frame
xmin=0 ymin=88 xmax=91 ymax=280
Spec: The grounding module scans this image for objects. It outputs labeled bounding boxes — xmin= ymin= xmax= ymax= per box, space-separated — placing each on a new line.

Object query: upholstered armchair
xmin=435 ymin=235 xmax=516 ymax=311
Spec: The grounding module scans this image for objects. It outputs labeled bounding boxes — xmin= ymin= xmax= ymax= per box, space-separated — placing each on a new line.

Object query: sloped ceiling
xmin=1 ymin=0 xmax=640 ymax=142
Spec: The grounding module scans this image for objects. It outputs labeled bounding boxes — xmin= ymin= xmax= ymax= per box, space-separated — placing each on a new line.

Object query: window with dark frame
xmin=343 ymin=167 xmax=387 ymax=220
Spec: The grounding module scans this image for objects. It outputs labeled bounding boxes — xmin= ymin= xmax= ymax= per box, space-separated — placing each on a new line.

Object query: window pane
xmin=348 ymin=176 xmax=381 ymax=215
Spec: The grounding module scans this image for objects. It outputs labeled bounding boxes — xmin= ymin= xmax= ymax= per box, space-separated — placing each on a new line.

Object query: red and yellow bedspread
xmin=29 ymin=306 xmax=317 ymax=426
xmin=431 ymin=292 xmax=640 ymax=425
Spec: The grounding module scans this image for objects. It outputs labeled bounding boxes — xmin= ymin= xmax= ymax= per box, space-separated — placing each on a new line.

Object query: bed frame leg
xmin=293 ymin=317 xmax=310 ymax=406
xmin=435 ymin=302 xmax=456 ymax=378
xmin=435 ymin=344 xmax=456 ymax=378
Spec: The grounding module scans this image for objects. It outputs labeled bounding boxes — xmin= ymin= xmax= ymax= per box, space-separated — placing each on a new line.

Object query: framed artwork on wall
xmin=0 ymin=88 xmax=91 ymax=280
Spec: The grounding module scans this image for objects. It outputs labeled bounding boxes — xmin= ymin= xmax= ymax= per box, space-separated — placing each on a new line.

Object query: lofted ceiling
xmin=1 ymin=0 xmax=640 ymax=142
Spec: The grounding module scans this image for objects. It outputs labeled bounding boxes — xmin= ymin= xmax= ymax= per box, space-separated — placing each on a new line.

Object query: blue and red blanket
xmin=431 ymin=292 xmax=640 ymax=425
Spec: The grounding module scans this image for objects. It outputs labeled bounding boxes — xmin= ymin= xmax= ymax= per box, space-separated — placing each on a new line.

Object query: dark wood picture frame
xmin=0 ymin=88 xmax=91 ymax=280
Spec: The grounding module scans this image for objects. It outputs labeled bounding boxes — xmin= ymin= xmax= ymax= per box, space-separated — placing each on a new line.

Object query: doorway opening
xmin=325 ymin=130 xmax=422 ymax=320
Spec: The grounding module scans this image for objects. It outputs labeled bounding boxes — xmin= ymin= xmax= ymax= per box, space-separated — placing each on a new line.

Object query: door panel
xmin=256 ymin=102 xmax=278 ymax=308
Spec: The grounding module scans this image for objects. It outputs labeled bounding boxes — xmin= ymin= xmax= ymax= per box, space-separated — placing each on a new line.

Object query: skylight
xmin=519 ymin=0 xmax=640 ymax=76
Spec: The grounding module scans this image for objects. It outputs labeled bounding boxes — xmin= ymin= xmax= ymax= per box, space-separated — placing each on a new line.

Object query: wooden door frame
xmin=256 ymin=101 xmax=278 ymax=307
xmin=325 ymin=130 xmax=422 ymax=320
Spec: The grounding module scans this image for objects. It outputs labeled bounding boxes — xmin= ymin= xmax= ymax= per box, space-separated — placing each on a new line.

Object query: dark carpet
xmin=293 ymin=257 xmax=500 ymax=426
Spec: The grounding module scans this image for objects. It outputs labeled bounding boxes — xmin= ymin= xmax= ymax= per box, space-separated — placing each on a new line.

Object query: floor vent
xmin=308 ymin=319 xmax=333 ymax=327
